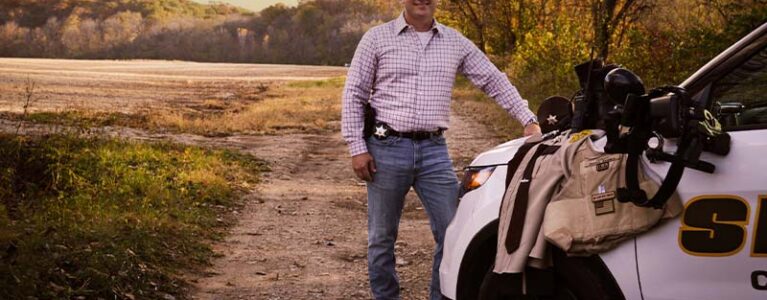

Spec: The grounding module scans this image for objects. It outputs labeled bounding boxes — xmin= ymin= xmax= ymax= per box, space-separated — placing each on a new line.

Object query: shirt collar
xmin=393 ymin=12 xmax=443 ymax=36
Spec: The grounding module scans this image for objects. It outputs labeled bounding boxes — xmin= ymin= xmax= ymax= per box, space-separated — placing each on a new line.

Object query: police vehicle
xmin=439 ymin=22 xmax=767 ymax=300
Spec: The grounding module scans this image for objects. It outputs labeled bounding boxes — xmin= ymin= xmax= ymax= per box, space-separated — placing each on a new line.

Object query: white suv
xmin=439 ymin=22 xmax=767 ymax=300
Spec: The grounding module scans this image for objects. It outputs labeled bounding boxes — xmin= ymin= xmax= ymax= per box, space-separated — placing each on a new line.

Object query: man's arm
xmin=457 ymin=36 xmax=541 ymax=136
xmin=342 ymin=30 xmax=378 ymax=180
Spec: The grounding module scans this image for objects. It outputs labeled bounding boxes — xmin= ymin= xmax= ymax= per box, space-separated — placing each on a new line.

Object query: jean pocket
xmin=369 ymin=135 xmax=401 ymax=146
xmin=430 ymin=135 xmax=447 ymax=145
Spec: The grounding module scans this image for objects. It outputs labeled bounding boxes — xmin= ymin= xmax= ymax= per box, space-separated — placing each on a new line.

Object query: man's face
xmin=402 ymin=0 xmax=436 ymax=20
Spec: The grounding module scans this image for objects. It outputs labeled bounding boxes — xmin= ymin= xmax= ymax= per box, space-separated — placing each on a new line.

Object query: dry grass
xmin=150 ymin=77 xmax=345 ymax=136
xmin=451 ymin=77 xmax=543 ymax=140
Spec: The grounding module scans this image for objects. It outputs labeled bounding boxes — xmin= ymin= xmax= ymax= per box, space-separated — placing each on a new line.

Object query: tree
xmin=101 ymin=11 xmax=144 ymax=54
xmin=589 ymin=0 xmax=650 ymax=60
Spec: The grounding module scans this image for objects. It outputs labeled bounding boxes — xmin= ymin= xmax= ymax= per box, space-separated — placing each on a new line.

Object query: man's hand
xmin=523 ymin=122 xmax=542 ymax=136
xmin=352 ymin=153 xmax=376 ymax=182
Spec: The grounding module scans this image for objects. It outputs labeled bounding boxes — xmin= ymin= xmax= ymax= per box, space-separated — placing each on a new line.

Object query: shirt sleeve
xmin=457 ymin=36 xmax=537 ymax=126
xmin=341 ymin=30 xmax=378 ymax=156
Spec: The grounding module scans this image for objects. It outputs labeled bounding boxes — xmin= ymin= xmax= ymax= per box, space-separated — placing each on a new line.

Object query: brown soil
xmin=0 ymin=59 xmax=507 ymax=300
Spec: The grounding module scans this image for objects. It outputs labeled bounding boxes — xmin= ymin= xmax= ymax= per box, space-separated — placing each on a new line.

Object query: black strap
xmin=504 ymin=142 xmax=538 ymax=189
xmin=618 ymin=135 xmax=695 ymax=209
xmin=506 ymin=144 xmax=560 ymax=253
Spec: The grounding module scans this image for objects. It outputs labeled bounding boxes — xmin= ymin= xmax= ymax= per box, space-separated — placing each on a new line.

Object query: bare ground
xmin=186 ymin=111 xmax=502 ymax=300
xmin=0 ymin=58 xmax=506 ymax=300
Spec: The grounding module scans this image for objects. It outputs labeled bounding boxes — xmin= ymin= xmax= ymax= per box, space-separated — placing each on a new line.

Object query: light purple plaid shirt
xmin=341 ymin=13 xmax=537 ymax=156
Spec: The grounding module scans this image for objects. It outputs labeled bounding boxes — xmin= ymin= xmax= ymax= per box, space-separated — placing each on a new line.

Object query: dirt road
xmin=186 ymin=110 xmax=502 ymax=300
xmin=0 ymin=59 xmax=506 ymax=299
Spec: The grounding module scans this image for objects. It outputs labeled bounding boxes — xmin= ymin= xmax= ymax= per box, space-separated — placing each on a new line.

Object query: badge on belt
xmin=374 ymin=124 xmax=388 ymax=139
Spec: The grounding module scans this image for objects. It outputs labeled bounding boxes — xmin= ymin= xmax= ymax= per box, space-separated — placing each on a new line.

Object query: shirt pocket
xmin=378 ymin=46 xmax=416 ymax=75
xmin=578 ymin=153 xmax=625 ymax=195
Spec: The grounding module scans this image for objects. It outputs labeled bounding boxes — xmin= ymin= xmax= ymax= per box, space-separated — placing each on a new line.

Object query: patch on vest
xmin=569 ymin=130 xmax=593 ymax=143
xmin=583 ymin=156 xmax=621 ymax=172
xmin=592 ymin=191 xmax=616 ymax=215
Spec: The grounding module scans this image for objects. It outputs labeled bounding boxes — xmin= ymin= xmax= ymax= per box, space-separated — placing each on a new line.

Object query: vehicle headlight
xmin=459 ymin=166 xmax=496 ymax=199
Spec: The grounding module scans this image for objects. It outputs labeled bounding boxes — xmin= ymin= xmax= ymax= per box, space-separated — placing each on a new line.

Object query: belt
xmin=374 ymin=122 xmax=444 ymax=140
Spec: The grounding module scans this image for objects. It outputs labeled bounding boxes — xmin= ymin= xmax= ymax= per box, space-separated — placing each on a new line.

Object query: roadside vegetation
xmin=0 ymin=133 xmax=267 ymax=299
xmin=151 ymin=77 xmax=345 ymax=136
xmin=2 ymin=77 xmax=345 ymax=137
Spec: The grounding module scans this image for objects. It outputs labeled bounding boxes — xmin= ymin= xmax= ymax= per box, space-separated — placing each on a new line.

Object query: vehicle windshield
xmin=710 ymin=45 xmax=767 ymax=130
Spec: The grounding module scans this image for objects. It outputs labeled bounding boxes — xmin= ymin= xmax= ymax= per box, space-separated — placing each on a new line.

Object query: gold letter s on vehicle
xmin=678 ymin=196 xmax=749 ymax=256
xmin=753 ymin=196 xmax=767 ymax=256
xmin=753 ymin=271 xmax=767 ymax=290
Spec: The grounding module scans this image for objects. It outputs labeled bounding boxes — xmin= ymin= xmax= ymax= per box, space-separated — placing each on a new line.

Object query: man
xmin=341 ymin=0 xmax=541 ymax=299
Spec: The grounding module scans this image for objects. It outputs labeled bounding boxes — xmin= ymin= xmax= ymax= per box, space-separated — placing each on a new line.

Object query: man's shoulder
xmin=435 ymin=23 xmax=471 ymax=44
xmin=363 ymin=19 xmax=397 ymax=39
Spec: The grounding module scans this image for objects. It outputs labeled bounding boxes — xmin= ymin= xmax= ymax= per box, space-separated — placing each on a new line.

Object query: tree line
xmin=439 ymin=0 xmax=766 ymax=92
xmin=0 ymin=0 xmax=396 ymax=65
xmin=0 ymin=0 xmax=765 ymax=88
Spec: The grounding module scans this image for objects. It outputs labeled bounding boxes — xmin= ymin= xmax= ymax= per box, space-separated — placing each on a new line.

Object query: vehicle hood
xmin=469 ymin=136 xmax=527 ymax=166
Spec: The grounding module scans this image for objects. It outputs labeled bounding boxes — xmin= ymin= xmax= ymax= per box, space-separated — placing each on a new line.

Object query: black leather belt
xmin=374 ymin=122 xmax=444 ymax=140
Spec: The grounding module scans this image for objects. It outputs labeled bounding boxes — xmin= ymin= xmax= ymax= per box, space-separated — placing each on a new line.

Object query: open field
xmin=0 ymin=58 xmax=347 ymax=114
xmin=0 ymin=58 xmax=516 ymax=299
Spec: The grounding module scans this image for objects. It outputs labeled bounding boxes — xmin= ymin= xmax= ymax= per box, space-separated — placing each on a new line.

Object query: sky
xmin=192 ymin=0 xmax=300 ymax=13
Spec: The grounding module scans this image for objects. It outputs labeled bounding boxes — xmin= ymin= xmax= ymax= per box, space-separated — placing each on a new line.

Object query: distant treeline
xmin=0 ymin=0 xmax=765 ymax=89
xmin=0 ymin=0 xmax=397 ymax=65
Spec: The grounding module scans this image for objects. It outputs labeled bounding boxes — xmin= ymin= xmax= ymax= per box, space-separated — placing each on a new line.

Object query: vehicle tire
xmin=456 ymin=231 xmax=624 ymax=300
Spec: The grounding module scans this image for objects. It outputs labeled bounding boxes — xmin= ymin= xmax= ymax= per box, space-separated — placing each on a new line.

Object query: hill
xmin=0 ymin=0 xmax=391 ymax=65
xmin=0 ymin=0 xmax=251 ymax=27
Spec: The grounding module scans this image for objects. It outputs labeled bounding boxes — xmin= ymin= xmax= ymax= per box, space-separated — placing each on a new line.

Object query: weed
xmin=0 ymin=134 xmax=267 ymax=299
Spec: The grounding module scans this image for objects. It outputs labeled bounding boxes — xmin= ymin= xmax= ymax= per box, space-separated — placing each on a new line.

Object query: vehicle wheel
xmin=457 ymin=233 xmax=624 ymax=300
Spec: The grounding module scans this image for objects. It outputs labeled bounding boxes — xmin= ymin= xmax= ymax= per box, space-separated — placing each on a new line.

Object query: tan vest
xmin=494 ymin=130 xmax=682 ymax=274
xmin=542 ymin=131 xmax=682 ymax=256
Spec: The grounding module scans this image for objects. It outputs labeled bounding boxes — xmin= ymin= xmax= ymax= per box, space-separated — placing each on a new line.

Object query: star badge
xmin=546 ymin=114 xmax=558 ymax=125
xmin=374 ymin=124 xmax=388 ymax=138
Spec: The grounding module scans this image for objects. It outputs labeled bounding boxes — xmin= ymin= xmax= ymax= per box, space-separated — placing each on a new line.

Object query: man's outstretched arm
xmin=457 ymin=36 xmax=541 ymax=136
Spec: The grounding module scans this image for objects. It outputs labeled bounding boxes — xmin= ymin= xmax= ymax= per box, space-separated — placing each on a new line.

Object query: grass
xmin=5 ymin=74 xmax=552 ymax=143
xmin=0 ymin=77 xmax=346 ymax=137
xmin=451 ymin=76 xmax=545 ymax=140
xmin=151 ymin=77 xmax=345 ymax=136
xmin=0 ymin=111 xmax=150 ymax=129
xmin=0 ymin=133 xmax=267 ymax=299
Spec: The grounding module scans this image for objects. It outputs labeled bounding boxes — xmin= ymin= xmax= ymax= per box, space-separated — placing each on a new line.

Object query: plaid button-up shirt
xmin=341 ymin=13 xmax=537 ymax=156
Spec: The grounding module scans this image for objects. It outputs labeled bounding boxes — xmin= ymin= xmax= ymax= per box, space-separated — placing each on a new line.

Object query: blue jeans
xmin=366 ymin=135 xmax=459 ymax=300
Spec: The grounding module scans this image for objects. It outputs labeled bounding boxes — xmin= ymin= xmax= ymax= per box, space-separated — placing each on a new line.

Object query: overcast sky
xmin=192 ymin=0 xmax=299 ymax=13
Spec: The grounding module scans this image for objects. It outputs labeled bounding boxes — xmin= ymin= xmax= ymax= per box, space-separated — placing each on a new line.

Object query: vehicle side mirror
xmin=649 ymin=94 xmax=682 ymax=138
xmin=713 ymin=101 xmax=745 ymax=128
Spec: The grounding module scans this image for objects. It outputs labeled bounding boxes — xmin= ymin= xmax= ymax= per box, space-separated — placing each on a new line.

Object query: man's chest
xmin=375 ymin=35 xmax=463 ymax=80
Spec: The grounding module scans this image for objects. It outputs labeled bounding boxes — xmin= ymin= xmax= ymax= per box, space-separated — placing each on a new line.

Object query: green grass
xmin=1 ymin=111 xmax=150 ymax=130
xmin=0 ymin=134 xmax=267 ymax=299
